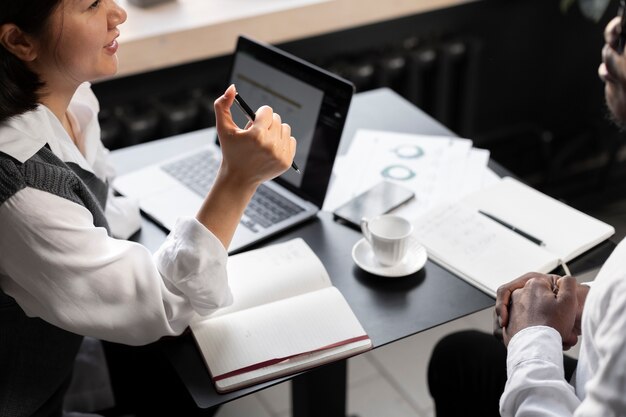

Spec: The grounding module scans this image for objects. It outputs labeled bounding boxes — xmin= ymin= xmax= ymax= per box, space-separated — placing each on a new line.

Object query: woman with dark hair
xmin=0 ymin=1 xmax=296 ymax=416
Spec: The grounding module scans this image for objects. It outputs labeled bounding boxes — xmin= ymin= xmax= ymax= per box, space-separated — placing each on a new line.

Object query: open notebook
xmin=413 ymin=176 xmax=615 ymax=297
xmin=113 ymin=36 xmax=354 ymax=254
xmin=190 ymin=238 xmax=372 ymax=393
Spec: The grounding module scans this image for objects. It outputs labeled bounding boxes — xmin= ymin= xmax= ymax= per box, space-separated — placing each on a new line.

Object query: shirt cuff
xmin=154 ymin=217 xmax=232 ymax=315
xmin=507 ymin=326 xmax=564 ymax=377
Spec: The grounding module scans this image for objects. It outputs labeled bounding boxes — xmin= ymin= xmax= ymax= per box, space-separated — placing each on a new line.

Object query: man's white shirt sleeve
xmin=500 ymin=284 xmax=626 ymax=417
xmin=500 ymin=326 xmax=579 ymax=416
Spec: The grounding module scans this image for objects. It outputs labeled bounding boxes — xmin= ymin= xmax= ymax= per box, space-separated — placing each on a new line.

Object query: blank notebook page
xmin=193 ymin=286 xmax=367 ymax=378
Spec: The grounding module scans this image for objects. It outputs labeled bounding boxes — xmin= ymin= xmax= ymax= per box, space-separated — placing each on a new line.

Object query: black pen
xmin=233 ymin=93 xmax=301 ymax=174
xmin=618 ymin=0 xmax=626 ymax=53
xmin=478 ymin=210 xmax=545 ymax=247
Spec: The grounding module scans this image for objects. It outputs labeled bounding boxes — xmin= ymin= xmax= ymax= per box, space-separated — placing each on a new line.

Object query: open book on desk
xmin=413 ymin=177 xmax=615 ymax=298
xmin=190 ymin=238 xmax=372 ymax=393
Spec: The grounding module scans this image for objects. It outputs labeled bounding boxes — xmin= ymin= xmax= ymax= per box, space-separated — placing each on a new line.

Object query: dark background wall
xmin=93 ymin=0 xmax=624 ymax=211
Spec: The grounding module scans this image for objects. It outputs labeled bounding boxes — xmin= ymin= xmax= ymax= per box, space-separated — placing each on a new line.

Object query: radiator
xmin=327 ymin=37 xmax=482 ymax=137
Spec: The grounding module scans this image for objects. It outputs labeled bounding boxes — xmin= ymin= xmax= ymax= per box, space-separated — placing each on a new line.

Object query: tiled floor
xmin=214 ymin=199 xmax=626 ymax=417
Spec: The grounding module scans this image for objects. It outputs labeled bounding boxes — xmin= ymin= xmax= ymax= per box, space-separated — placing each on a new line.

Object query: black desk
xmin=111 ymin=88 xmax=604 ymax=416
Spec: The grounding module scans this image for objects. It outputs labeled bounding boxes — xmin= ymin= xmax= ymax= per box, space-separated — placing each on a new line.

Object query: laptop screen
xmin=228 ymin=36 xmax=355 ymax=208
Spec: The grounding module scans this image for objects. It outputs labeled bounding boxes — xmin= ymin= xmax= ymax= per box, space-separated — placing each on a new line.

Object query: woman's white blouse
xmin=0 ymin=83 xmax=232 ymax=345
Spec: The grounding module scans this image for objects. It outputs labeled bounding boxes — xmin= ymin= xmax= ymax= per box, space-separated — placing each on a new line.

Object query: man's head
xmin=600 ymin=17 xmax=626 ymax=126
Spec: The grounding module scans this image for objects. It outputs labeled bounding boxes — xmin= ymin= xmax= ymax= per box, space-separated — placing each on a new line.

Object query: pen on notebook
xmin=478 ymin=210 xmax=545 ymax=247
xmin=233 ymin=93 xmax=301 ymax=174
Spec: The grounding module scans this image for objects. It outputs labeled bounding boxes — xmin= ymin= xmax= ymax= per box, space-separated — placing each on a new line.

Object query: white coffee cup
xmin=360 ymin=215 xmax=413 ymax=266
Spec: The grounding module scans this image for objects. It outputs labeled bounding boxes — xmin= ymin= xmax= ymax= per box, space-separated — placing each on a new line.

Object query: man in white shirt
xmin=428 ymin=15 xmax=626 ymax=417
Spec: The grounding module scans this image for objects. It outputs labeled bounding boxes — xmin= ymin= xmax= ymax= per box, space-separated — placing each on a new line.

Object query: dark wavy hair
xmin=0 ymin=0 xmax=62 ymax=123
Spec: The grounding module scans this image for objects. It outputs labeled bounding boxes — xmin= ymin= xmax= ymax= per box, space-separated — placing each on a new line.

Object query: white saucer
xmin=352 ymin=237 xmax=428 ymax=278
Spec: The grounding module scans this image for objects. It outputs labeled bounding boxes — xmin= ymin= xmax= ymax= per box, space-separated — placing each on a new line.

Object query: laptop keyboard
xmin=242 ymin=185 xmax=305 ymax=231
xmin=161 ymin=150 xmax=305 ymax=232
xmin=161 ymin=150 xmax=220 ymax=197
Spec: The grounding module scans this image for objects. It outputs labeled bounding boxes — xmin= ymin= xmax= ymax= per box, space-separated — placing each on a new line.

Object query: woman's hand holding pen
xmin=214 ymin=84 xmax=296 ymax=189
xmin=194 ymin=85 xmax=296 ymax=249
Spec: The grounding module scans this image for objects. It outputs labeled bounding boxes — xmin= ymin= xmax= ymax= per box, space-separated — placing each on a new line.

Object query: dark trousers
xmin=102 ymin=340 xmax=219 ymax=417
xmin=427 ymin=330 xmax=577 ymax=417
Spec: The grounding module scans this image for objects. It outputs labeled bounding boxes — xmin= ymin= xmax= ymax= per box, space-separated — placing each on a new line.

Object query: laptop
xmin=113 ymin=36 xmax=355 ymax=253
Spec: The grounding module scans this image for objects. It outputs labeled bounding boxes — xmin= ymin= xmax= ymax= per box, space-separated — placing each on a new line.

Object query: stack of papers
xmin=323 ymin=129 xmax=499 ymax=221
